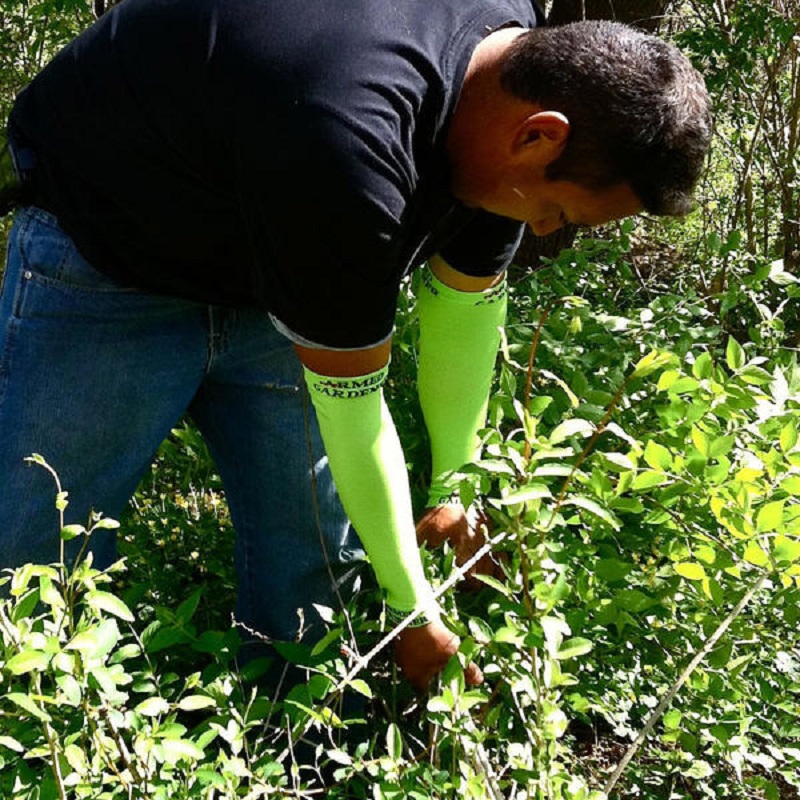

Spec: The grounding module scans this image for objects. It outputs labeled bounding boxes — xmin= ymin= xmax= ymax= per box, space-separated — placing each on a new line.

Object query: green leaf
xmin=64 ymin=744 xmax=88 ymax=774
xmin=136 ymin=697 xmax=170 ymax=717
xmin=66 ymin=619 xmax=120 ymax=658
xmin=772 ymin=536 xmax=800 ymax=564
xmin=471 ymin=573 xmax=512 ymax=597
xmin=602 ymin=452 xmax=636 ymax=472
xmin=708 ymin=436 xmax=735 ymax=459
xmin=56 ymin=674 xmax=82 ymax=706
xmin=691 ymin=426 xmax=710 ymax=457
xmin=86 ymin=590 xmax=135 ymax=622
xmin=327 ymin=749 xmax=353 ymax=766
xmin=494 ymin=625 xmax=525 ymax=645
xmin=549 ymin=418 xmax=594 ymax=444
xmin=685 ymin=760 xmax=713 ymax=780
xmin=632 ymin=470 xmax=669 ymax=491
xmin=726 ymin=337 xmax=745 ymax=370
xmin=769 ymin=259 xmax=799 ymax=285
xmin=0 ymin=736 xmax=25 ymax=753
xmin=386 ymin=722 xmax=403 ymax=761
xmin=563 ymin=496 xmax=621 ymax=530
xmin=692 ymin=351 xmax=714 ymax=379
xmin=177 ymin=695 xmax=217 ymax=711
xmin=92 ymin=517 xmax=121 ymax=530
xmin=643 ymin=440 xmax=672 ymax=471
xmin=757 ymin=500 xmax=785 ymax=533
xmin=427 ymin=696 xmax=452 ymax=713
xmin=595 ymin=559 xmax=633 ymax=583
xmin=176 ymin=590 xmax=203 ymax=625
xmin=780 ymin=476 xmax=800 ymax=495
xmin=663 ymin=709 xmax=682 ymax=730
xmin=6 ymin=649 xmax=50 ymax=676
xmin=743 ymin=542 xmax=770 ymax=567
xmin=675 ymin=562 xmax=706 ymax=581
xmin=739 ymin=365 xmax=773 ymax=385
xmin=4 ymin=693 xmax=52 ymax=722
xmin=541 ymin=616 xmax=571 ymax=651
xmin=632 ymin=350 xmax=675 ymax=379
xmin=780 ymin=421 xmax=798 ymax=453
xmin=60 ymin=524 xmax=85 ymax=541
xmin=348 ymin=679 xmax=373 ymax=699
xmin=497 ymin=483 xmax=552 ymax=505
xmin=39 ymin=576 xmax=64 ymax=609
xmin=160 ymin=738 xmax=205 ymax=763
xmin=555 ymin=637 xmax=593 ymax=660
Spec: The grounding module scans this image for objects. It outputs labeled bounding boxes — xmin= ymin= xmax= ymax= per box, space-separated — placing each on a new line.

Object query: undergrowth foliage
xmin=1 ymin=222 xmax=799 ymax=799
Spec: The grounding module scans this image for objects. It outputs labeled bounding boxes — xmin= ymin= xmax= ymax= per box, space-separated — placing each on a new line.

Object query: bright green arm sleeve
xmin=417 ymin=265 xmax=507 ymax=507
xmin=304 ymin=365 xmax=438 ymax=618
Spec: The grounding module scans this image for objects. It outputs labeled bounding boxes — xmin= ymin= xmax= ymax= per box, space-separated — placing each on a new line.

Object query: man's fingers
xmin=465 ymin=660 xmax=484 ymax=686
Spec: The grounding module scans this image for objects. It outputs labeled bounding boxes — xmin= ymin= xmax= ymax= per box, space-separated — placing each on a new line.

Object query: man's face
xmin=520 ymin=178 xmax=643 ymax=236
xmin=467 ymin=169 xmax=643 ymax=236
xmin=447 ymin=104 xmax=643 ymax=234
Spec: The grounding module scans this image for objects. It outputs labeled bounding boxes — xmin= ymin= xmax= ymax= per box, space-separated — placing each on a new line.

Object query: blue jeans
xmin=0 ymin=206 xmax=364 ymax=643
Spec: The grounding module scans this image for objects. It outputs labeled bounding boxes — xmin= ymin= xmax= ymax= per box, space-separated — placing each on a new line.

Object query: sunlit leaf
xmin=497 ymin=483 xmax=552 ymax=505
xmin=644 ymin=440 xmax=672 ymax=471
xmin=4 ymin=693 xmax=52 ymax=722
xmin=177 ymin=695 xmax=217 ymax=712
xmin=757 ymin=501 xmax=784 ymax=533
xmin=563 ymin=496 xmax=621 ymax=530
xmin=726 ymin=337 xmax=745 ymax=370
xmin=135 ymin=697 xmax=170 ymax=717
xmin=632 ymin=470 xmax=669 ymax=491
xmin=86 ymin=590 xmax=135 ymax=622
xmin=555 ymin=637 xmax=593 ymax=660
xmin=675 ymin=562 xmax=706 ymax=581
xmin=386 ymin=723 xmax=403 ymax=761
xmin=6 ymin=650 xmax=50 ymax=676
xmin=772 ymin=536 xmax=800 ymax=564
xmin=780 ymin=421 xmax=798 ymax=453
xmin=549 ymin=418 xmax=594 ymax=444
xmin=632 ymin=350 xmax=676 ymax=379
xmin=744 ymin=542 xmax=770 ymax=567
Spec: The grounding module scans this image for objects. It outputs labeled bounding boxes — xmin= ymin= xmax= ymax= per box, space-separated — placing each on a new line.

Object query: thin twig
xmin=603 ymin=572 xmax=768 ymax=796
xmin=523 ymin=302 xmax=560 ymax=461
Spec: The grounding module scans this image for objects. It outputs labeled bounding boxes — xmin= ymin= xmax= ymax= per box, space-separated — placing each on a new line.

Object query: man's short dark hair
xmin=500 ymin=21 xmax=712 ymax=216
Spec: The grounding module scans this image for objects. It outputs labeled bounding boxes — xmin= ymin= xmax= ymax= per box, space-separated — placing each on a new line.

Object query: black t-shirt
xmin=11 ymin=0 xmax=542 ymax=347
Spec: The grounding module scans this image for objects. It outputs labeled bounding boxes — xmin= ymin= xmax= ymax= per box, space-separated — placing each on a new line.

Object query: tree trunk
xmin=511 ymin=0 xmax=672 ymax=275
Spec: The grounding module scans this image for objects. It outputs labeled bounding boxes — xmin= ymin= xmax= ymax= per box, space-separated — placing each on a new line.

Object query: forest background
xmin=0 ymin=1 xmax=798 ymax=799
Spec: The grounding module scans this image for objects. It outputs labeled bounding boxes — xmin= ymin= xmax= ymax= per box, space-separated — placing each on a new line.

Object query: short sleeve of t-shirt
xmin=439 ymin=211 xmax=526 ymax=277
xmin=227 ymin=0 xmax=539 ymax=348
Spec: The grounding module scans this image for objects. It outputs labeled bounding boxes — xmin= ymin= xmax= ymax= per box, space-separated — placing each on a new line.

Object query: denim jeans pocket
xmin=18 ymin=206 xmax=135 ymax=294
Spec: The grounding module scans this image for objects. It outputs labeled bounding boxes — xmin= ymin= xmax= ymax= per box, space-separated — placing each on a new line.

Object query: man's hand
xmin=393 ymin=619 xmax=483 ymax=690
xmin=416 ymin=504 xmax=502 ymax=590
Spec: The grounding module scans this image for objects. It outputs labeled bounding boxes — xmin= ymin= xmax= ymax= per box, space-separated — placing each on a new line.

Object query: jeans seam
xmin=0 ymin=317 xmax=18 ymax=411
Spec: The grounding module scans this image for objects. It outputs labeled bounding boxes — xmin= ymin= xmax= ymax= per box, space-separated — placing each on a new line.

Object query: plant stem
xmin=35 ymin=675 xmax=67 ymax=800
xmin=603 ymin=572 xmax=768 ymax=796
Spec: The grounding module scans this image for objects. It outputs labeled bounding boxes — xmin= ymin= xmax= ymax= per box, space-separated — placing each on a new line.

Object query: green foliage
xmin=0 ymin=2 xmax=799 ymax=798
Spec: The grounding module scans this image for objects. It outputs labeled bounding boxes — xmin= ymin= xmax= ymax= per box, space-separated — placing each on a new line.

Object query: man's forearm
xmin=417 ymin=264 xmax=507 ymax=506
xmin=303 ymin=365 xmax=438 ymax=619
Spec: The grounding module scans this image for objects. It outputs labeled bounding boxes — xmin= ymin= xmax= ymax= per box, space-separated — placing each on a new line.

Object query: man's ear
xmin=512 ymin=110 xmax=570 ymax=164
